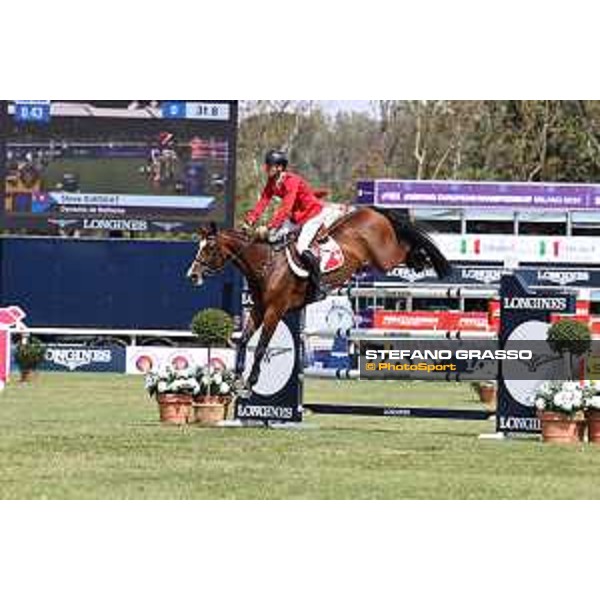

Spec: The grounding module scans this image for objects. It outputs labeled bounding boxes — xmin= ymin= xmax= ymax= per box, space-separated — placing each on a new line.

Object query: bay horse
xmin=186 ymin=207 xmax=451 ymax=389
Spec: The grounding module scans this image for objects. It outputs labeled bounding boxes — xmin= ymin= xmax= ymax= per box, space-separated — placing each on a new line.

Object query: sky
xmin=320 ymin=100 xmax=373 ymax=115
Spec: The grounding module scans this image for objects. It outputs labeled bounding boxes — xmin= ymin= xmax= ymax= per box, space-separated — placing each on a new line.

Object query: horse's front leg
xmin=247 ymin=307 xmax=283 ymax=389
xmin=236 ymin=307 xmax=261 ymax=376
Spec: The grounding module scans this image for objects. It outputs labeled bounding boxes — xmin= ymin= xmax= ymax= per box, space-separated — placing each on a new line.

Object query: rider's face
xmin=264 ymin=164 xmax=282 ymax=178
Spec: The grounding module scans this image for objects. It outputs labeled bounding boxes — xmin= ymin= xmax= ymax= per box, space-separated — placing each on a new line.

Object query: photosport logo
xmin=45 ymin=347 xmax=114 ymax=371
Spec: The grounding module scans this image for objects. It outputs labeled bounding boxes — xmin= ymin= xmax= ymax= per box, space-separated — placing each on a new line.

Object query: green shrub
xmin=191 ymin=309 xmax=234 ymax=348
xmin=15 ymin=337 xmax=46 ymax=371
xmin=547 ymin=319 xmax=592 ymax=357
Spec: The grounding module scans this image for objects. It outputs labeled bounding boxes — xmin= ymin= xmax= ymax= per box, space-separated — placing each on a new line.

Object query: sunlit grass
xmin=0 ymin=373 xmax=597 ymax=499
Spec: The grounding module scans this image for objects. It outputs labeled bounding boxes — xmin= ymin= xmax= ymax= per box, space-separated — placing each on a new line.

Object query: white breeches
xmin=279 ymin=205 xmax=347 ymax=254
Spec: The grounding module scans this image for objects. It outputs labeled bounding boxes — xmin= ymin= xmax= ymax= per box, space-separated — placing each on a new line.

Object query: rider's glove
xmin=268 ymin=228 xmax=282 ymax=244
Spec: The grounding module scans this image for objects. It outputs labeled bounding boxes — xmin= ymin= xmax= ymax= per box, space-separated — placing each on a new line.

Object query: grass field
xmin=1 ymin=373 xmax=599 ymax=499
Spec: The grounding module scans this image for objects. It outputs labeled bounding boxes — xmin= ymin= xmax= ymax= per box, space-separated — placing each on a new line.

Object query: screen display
xmin=1 ymin=100 xmax=237 ymax=234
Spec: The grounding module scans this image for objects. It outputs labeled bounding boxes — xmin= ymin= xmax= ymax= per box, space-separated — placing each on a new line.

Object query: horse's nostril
xmin=189 ymin=273 xmax=198 ymax=283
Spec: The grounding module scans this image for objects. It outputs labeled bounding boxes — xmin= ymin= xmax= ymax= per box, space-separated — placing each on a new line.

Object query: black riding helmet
xmin=264 ymin=149 xmax=289 ymax=169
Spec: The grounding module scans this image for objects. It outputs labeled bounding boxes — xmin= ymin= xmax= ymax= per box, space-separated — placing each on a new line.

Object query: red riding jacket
xmin=245 ymin=172 xmax=324 ymax=229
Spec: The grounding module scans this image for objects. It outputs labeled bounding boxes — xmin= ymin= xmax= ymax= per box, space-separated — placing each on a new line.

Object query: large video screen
xmin=0 ymin=100 xmax=237 ymax=234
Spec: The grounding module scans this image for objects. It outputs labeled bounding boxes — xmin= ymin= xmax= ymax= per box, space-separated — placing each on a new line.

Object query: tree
xmin=234 ymin=100 xmax=600 ymax=221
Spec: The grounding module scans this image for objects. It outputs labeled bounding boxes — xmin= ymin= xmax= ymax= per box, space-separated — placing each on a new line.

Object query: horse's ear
xmin=209 ymin=222 xmax=218 ymax=237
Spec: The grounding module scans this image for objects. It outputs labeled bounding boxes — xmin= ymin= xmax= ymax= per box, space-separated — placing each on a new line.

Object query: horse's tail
xmin=372 ymin=207 xmax=452 ymax=279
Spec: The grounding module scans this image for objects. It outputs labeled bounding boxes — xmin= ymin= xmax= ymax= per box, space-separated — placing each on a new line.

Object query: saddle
xmin=276 ymin=227 xmax=345 ymax=278
xmin=250 ymin=206 xmax=350 ymax=279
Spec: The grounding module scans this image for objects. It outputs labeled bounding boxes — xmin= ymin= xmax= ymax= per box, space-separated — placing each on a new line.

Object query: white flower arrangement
xmin=531 ymin=380 xmax=594 ymax=415
xmin=145 ymin=365 xmax=201 ymax=397
xmin=197 ymin=365 xmax=237 ymax=398
xmin=145 ymin=364 xmax=238 ymax=399
xmin=585 ymin=384 xmax=600 ymax=410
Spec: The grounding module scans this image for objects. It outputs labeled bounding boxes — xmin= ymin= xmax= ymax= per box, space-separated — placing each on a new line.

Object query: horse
xmin=186 ymin=207 xmax=451 ymax=389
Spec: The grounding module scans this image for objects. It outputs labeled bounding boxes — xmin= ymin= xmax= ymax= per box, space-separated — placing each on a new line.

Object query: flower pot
xmin=587 ymin=409 xmax=600 ymax=444
xmin=538 ymin=411 xmax=585 ymax=444
xmin=157 ymin=394 xmax=193 ymax=425
xmin=193 ymin=396 xmax=231 ymax=426
xmin=477 ymin=384 xmax=497 ymax=412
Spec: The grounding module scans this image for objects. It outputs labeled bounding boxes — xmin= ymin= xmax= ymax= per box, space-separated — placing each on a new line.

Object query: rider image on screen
xmin=148 ymin=131 xmax=179 ymax=189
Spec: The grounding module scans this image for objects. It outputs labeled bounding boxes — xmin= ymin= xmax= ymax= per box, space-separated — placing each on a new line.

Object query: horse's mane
xmin=222 ymin=228 xmax=253 ymax=243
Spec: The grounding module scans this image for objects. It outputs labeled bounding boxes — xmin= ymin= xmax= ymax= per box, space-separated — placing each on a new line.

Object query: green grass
xmin=0 ymin=373 xmax=598 ymax=499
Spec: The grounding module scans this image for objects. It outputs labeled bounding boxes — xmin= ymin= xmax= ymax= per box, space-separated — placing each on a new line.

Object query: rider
xmin=244 ymin=150 xmax=326 ymax=302
xmin=148 ymin=131 xmax=178 ymax=186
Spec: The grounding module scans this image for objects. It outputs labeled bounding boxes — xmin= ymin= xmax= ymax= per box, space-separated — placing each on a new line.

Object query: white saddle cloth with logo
xmin=285 ymin=206 xmax=351 ymax=279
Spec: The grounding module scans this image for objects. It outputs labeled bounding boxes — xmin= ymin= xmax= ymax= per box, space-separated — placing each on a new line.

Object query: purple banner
xmin=356 ymin=180 xmax=600 ymax=211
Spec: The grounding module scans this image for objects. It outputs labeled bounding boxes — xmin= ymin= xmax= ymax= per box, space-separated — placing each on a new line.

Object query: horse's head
xmin=186 ymin=224 xmax=230 ymax=287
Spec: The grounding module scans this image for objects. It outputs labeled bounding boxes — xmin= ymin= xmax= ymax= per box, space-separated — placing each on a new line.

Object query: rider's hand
xmin=240 ymin=221 xmax=252 ymax=233
xmin=255 ymin=225 xmax=269 ymax=241
xmin=268 ymin=228 xmax=281 ymax=244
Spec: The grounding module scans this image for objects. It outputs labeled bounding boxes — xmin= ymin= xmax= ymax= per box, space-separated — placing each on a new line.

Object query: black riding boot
xmin=301 ymin=250 xmax=326 ymax=303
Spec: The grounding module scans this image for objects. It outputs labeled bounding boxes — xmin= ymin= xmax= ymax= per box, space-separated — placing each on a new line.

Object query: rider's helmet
xmin=264 ymin=149 xmax=289 ymax=169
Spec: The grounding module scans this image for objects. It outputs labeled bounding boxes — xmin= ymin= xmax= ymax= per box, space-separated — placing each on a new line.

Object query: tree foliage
xmin=191 ymin=309 xmax=234 ymax=348
xmin=236 ymin=100 xmax=600 ymax=220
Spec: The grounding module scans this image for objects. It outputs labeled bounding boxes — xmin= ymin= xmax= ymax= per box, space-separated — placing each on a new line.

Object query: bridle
xmin=190 ymin=236 xmax=223 ymax=277
xmin=190 ymin=230 xmax=262 ymax=279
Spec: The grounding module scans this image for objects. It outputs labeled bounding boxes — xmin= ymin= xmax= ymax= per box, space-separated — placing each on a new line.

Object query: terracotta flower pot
xmin=587 ymin=409 xmax=600 ymax=444
xmin=538 ymin=411 xmax=585 ymax=444
xmin=157 ymin=394 xmax=193 ymax=425
xmin=193 ymin=396 xmax=231 ymax=426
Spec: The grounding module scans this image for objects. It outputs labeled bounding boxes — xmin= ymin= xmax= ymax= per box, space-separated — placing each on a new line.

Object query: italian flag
xmin=460 ymin=239 xmax=482 ymax=255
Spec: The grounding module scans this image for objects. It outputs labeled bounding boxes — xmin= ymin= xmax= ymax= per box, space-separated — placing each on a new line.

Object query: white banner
xmin=125 ymin=347 xmax=235 ymax=375
xmin=50 ymin=192 xmax=215 ymax=210
xmin=435 ymin=234 xmax=600 ymax=264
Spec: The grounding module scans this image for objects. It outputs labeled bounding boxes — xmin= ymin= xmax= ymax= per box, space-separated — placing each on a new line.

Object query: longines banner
xmin=35 ymin=344 xmax=235 ymax=374
xmin=359 ymin=264 xmax=600 ymax=287
xmin=40 ymin=345 xmax=126 ymax=373
xmin=235 ymin=311 xmax=303 ymax=423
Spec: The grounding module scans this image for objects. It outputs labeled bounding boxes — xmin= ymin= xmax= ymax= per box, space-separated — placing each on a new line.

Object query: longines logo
xmin=386 ymin=267 xmax=435 ymax=282
xmin=499 ymin=416 xmax=541 ymax=431
xmin=503 ymin=297 xmax=568 ymax=311
xmin=237 ymin=405 xmax=294 ymax=419
xmin=537 ymin=270 xmax=590 ymax=286
xmin=461 ymin=268 xmax=508 ymax=285
xmin=260 ymin=347 xmax=294 ymax=364
xmin=45 ymin=348 xmax=112 ymax=371
xmin=83 ymin=219 xmax=148 ymax=231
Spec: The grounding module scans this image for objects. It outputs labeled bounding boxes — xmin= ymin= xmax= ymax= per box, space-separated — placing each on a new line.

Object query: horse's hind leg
xmin=247 ymin=307 xmax=283 ymax=389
